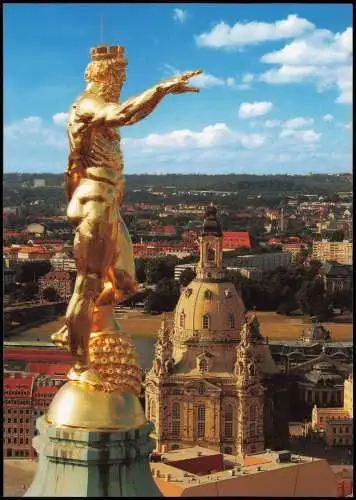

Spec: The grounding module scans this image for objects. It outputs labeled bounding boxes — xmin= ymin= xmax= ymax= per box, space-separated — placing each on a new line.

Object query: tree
xmin=179 ymin=268 xmax=196 ymax=287
xmin=294 ymin=247 xmax=309 ymax=266
xmin=277 ymin=299 xmax=297 ymax=316
xmin=145 ymin=257 xmax=179 ymax=284
xmin=144 ymin=278 xmax=180 ymax=313
xmin=135 ymin=258 xmax=147 ymax=283
xmin=42 ymin=287 xmax=61 ymax=302
xmin=15 ymin=261 xmax=51 ymax=284
xmin=22 ymin=282 xmax=39 ymax=301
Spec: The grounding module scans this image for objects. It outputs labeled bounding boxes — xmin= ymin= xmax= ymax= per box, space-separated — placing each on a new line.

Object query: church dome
xmin=173 ymin=278 xmax=246 ymax=343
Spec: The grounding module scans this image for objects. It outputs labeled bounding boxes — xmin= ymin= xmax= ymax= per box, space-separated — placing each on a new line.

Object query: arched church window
xmin=207 ymin=246 xmax=216 ymax=262
xmin=198 ymin=382 xmax=205 ymax=394
xmin=228 ymin=313 xmax=235 ymax=329
xmin=172 ymin=402 xmax=180 ymax=437
xmin=225 ymin=404 xmax=233 ymax=422
xmin=224 ymin=404 xmax=234 ymax=438
xmin=204 ymin=289 xmax=213 ymax=300
xmin=249 ymin=404 xmax=258 ymax=438
xmin=172 ymin=403 xmax=180 ymax=419
xmin=249 ymin=422 xmax=257 ymax=438
xmin=199 ymin=358 xmax=208 ymax=373
xmin=249 ymin=404 xmax=257 ymax=421
xmin=197 ymin=405 xmax=206 ymax=438
xmin=224 ymin=288 xmax=232 ymax=299
xmin=180 ymin=313 xmax=185 ymax=328
xmin=202 ymin=314 xmax=210 ymax=329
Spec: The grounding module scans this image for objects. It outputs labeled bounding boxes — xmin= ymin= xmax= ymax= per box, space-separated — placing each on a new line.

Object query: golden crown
xmin=90 ymin=44 xmax=127 ymax=65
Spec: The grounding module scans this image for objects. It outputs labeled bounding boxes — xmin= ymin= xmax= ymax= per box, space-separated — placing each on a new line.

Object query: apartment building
xmin=312 ymin=240 xmax=352 ymax=265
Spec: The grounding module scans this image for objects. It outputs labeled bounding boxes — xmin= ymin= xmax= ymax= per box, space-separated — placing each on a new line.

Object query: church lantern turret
xmin=196 ymin=204 xmax=225 ymax=280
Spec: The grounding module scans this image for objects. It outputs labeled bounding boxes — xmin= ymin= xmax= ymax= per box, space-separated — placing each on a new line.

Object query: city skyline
xmin=4 ymin=3 xmax=352 ymax=175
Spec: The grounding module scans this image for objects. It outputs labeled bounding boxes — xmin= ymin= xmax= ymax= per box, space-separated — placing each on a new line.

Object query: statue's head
xmin=85 ymin=45 xmax=127 ymax=100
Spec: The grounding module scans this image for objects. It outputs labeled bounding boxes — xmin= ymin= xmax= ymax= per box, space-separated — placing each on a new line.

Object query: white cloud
xmin=5 ymin=116 xmax=43 ymax=139
xmin=336 ymin=121 xmax=352 ymax=130
xmin=123 ymin=123 xmax=266 ymax=151
xmin=264 ymin=117 xmax=314 ymax=129
xmin=4 ymin=116 xmax=66 ymax=149
xmin=238 ymin=101 xmax=273 ymax=119
xmin=264 ymin=120 xmax=281 ymax=128
xmin=190 ymin=73 xmax=226 ymax=88
xmin=173 ymin=8 xmax=187 ymax=24
xmin=260 ymin=65 xmax=316 ymax=84
xmin=284 ymin=117 xmax=314 ymax=129
xmin=280 ymin=128 xmax=321 ymax=142
xmin=242 ymin=73 xmax=254 ymax=84
xmin=323 ymin=114 xmax=334 ymax=122
xmin=195 ymin=14 xmax=314 ymax=48
xmin=53 ymin=112 xmax=69 ymax=127
xmin=261 ymin=30 xmax=351 ymax=66
xmin=260 ymin=26 xmax=353 ymax=105
xmin=163 ymin=64 xmax=251 ymax=91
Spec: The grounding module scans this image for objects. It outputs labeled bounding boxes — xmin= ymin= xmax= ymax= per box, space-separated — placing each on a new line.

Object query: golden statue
xmin=51 ymin=44 xmax=201 ymax=395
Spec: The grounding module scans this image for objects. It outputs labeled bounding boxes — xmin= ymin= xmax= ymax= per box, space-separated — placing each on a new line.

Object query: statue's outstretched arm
xmin=82 ymin=70 xmax=202 ymax=128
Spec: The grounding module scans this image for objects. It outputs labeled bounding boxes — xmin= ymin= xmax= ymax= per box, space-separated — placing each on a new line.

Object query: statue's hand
xmin=160 ymin=70 xmax=203 ymax=95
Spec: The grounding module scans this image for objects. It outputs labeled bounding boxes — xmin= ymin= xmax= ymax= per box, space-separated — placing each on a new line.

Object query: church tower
xmin=196 ymin=203 xmax=224 ymax=281
xmin=146 ymin=204 xmax=247 ymax=454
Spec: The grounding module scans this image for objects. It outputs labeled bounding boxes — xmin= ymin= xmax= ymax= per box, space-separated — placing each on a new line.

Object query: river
xmin=131 ymin=335 xmax=156 ymax=370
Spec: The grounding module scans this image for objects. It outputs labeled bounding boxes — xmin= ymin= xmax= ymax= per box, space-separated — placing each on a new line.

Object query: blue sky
xmin=4 ymin=3 xmax=352 ymax=174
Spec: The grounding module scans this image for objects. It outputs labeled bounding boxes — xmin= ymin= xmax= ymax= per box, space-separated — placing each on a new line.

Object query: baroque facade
xmin=145 ymin=205 xmax=289 ymax=458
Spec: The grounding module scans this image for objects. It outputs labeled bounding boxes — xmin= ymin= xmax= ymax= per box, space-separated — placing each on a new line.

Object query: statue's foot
xmin=68 ymin=365 xmax=113 ymax=392
xmin=51 ymin=324 xmax=69 ymax=347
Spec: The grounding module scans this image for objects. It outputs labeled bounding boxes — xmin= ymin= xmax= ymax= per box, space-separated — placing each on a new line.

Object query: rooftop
xmin=150 ymin=447 xmax=338 ymax=497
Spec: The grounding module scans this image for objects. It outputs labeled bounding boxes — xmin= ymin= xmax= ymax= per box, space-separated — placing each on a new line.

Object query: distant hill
xmin=3 ymin=172 xmax=352 ymax=195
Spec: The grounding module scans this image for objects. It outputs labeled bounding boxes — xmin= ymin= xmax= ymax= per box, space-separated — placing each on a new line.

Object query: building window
xmin=207 ymin=246 xmax=216 ymax=262
xmin=180 ymin=313 xmax=185 ymax=328
xmin=172 ymin=403 xmax=181 ymax=436
xmin=224 ymin=447 xmax=233 ymax=455
xmin=250 ymin=405 xmax=257 ymax=421
xmin=202 ymin=314 xmax=210 ymax=329
xmin=224 ymin=404 xmax=234 ymax=438
xmin=249 ymin=404 xmax=258 ymax=438
xmin=225 ymin=422 xmax=233 ymax=438
xmin=228 ymin=313 xmax=235 ymax=329
xmin=199 ymin=358 xmax=208 ymax=373
xmin=249 ymin=422 xmax=257 ymax=438
xmin=197 ymin=405 xmax=205 ymax=438
xmin=172 ymin=420 xmax=180 ymax=437
xmin=204 ymin=289 xmax=213 ymax=300
xmin=345 ymin=427 xmax=349 ymax=433
xmin=172 ymin=403 xmax=180 ymax=419
xmin=333 ymin=427 xmax=336 ymax=434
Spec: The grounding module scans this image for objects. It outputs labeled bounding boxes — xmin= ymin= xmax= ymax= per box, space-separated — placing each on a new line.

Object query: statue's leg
xmin=64 ymin=200 xmax=117 ymax=366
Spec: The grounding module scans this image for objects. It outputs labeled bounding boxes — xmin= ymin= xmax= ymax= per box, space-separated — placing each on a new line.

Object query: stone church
xmin=145 ymin=205 xmax=290 ymax=457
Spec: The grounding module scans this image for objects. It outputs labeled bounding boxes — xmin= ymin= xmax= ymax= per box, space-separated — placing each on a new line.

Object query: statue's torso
xmin=68 ymin=95 xmax=123 ymax=178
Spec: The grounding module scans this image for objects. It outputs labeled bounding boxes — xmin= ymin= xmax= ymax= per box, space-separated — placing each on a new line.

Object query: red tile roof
xmin=39 ymin=271 xmax=71 ymax=281
xmin=223 ymin=231 xmax=251 ymax=249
